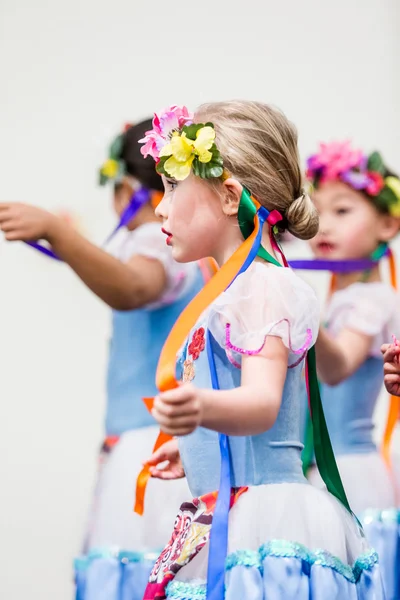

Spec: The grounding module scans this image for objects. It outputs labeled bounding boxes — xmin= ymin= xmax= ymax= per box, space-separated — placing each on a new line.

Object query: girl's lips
xmin=162 ymin=227 xmax=173 ymax=246
xmin=317 ymin=241 xmax=335 ymax=255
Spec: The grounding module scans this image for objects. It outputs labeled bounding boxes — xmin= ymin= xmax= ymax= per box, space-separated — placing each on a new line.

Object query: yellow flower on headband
xmin=155 ymin=122 xmax=224 ymax=181
xmin=100 ymin=158 xmax=119 ymax=179
xmin=193 ymin=126 xmax=215 ymax=163
xmin=160 ymin=132 xmax=195 ymax=180
xmin=385 ymin=176 xmax=400 ymax=217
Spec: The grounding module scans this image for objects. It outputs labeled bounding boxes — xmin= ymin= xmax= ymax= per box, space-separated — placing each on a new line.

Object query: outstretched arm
xmin=0 ymin=202 xmax=167 ymax=310
xmin=315 ymin=326 xmax=372 ymax=386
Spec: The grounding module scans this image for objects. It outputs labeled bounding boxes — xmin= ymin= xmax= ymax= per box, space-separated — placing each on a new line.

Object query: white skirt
xmin=391 ymin=424 xmax=400 ymax=496
xmin=85 ymin=425 xmax=191 ymax=552
xmin=308 ymin=452 xmax=396 ymax=515
xmin=173 ymin=482 xmax=371 ymax=584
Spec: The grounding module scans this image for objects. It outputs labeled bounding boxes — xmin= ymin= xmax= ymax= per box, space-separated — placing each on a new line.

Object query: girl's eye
xmin=336 ymin=207 xmax=350 ymax=216
xmin=166 ymin=179 xmax=177 ymax=190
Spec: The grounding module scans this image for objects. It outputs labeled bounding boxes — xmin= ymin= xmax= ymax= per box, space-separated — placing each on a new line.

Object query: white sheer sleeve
xmin=325 ymin=282 xmax=400 ymax=357
xmin=207 ymin=263 xmax=320 ymax=367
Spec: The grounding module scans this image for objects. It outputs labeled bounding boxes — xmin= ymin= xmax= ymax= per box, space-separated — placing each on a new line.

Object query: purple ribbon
xmin=103 ymin=187 xmax=151 ymax=245
xmin=24 ymin=187 xmax=151 ymax=261
xmin=289 ymin=252 xmax=389 ymax=273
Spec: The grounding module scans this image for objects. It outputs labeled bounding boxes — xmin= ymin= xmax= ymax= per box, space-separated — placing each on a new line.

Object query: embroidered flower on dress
xmin=188 ymin=327 xmax=206 ymax=360
xmin=182 ymin=327 xmax=206 ymax=383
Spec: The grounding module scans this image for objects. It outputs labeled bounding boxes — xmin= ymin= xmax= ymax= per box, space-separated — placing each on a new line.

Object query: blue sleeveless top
xmin=104 ymin=222 xmax=204 ymax=436
xmin=319 ymin=358 xmax=383 ymax=455
xmin=176 ymin=264 xmax=319 ymax=497
xmin=106 ymin=270 xmax=203 ymax=435
xmin=309 ymin=281 xmax=399 ymax=457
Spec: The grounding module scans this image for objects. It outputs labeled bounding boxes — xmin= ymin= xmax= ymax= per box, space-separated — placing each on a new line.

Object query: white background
xmin=0 ymin=1 xmax=399 ymax=598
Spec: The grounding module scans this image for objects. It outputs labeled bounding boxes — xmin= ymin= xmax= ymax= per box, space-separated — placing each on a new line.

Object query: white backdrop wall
xmin=0 ymin=1 xmax=399 ymax=598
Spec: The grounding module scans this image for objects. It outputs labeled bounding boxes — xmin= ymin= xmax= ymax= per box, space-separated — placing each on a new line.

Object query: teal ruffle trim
xmin=166 ymin=580 xmax=206 ymax=599
xmin=255 ymin=540 xmax=377 ymax=583
xmin=165 ymin=540 xmax=379 ymax=597
xmin=74 ymin=547 xmax=161 ymax=572
xmin=360 ymin=507 xmax=400 ymax=525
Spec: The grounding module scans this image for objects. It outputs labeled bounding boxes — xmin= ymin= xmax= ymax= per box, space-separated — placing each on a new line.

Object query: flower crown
xmin=98 ymin=123 xmax=132 ymax=186
xmin=139 ymin=105 xmax=223 ymax=181
xmin=306 ymin=141 xmax=400 ymax=217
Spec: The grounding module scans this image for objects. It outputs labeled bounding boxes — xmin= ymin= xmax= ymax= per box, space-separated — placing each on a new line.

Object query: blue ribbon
xmin=24 ymin=187 xmax=151 ymax=261
xmin=205 ymin=334 xmax=231 ymax=600
xmin=205 ymin=206 xmax=268 ymax=600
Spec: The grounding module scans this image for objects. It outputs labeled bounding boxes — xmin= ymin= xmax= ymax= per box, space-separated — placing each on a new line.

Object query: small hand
xmin=0 ymin=202 xmax=59 ymax=242
xmin=145 ymin=439 xmax=185 ymax=480
xmin=152 ymin=383 xmax=204 ymax=436
xmin=381 ymin=342 xmax=400 ymax=396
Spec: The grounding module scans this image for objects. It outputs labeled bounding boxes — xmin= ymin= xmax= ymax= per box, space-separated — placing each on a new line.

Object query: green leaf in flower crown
xmin=109 ymin=134 xmax=124 ymax=161
xmin=205 ymin=164 xmax=224 ymax=178
xmin=182 ymin=123 xmax=204 ymax=141
xmin=192 ymin=159 xmax=200 ymax=177
xmin=204 ymin=145 xmax=224 ymax=179
xmin=192 ymin=144 xmax=224 ymax=179
xmin=367 ymin=152 xmax=385 ymax=175
xmin=156 ymin=155 xmax=169 ymax=177
xmin=99 ymin=171 xmax=109 ymax=186
xmin=376 ymin=185 xmax=398 ymax=210
xmin=118 ymin=159 xmax=127 ymax=177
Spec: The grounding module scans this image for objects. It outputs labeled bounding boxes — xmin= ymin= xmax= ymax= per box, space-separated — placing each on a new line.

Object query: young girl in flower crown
xmin=135 ymin=102 xmax=384 ymax=600
xmin=0 ymin=118 xmax=203 ymax=600
xmin=305 ymin=140 xmax=400 ymax=599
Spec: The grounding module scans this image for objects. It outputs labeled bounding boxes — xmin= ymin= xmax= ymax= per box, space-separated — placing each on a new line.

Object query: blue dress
xmin=306 ymin=281 xmax=400 ymax=600
xmin=144 ymin=264 xmax=384 ymax=600
xmin=74 ymin=224 xmax=204 ymax=600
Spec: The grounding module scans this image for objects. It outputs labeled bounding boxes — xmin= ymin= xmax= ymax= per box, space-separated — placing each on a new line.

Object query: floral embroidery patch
xmin=183 ymin=327 xmax=205 ymax=383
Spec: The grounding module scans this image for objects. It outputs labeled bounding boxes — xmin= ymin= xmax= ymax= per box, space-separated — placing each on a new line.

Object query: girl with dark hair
xmin=0 ymin=119 xmax=203 ymax=600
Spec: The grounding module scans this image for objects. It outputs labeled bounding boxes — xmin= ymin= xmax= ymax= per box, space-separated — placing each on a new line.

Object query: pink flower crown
xmin=139 ymin=105 xmax=224 ymax=181
xmin=306 ymin=141 xmax=400 ymax=216
xmin=139 ymin=106 xmax=193 ymax=162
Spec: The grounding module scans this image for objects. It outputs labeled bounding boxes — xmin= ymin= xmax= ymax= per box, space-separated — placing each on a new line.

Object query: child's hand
xmin=0 ymin=202 xmax=59 ymax=242
xmin=152 ymin=383 xmax=204 ymax=436
xmin=145 ymin=439 xmax=185 ymax=480
xmin=381 ymin=342 xmax=400 ymax=397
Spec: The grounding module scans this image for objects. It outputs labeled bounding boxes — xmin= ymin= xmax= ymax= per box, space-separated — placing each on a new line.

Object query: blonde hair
xmin=195 ymin=101 xmax=319 ymax=240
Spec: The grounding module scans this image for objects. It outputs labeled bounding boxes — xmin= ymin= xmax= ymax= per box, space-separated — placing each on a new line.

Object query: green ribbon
xmin=238 ymin=188 xmax=281 ymax=266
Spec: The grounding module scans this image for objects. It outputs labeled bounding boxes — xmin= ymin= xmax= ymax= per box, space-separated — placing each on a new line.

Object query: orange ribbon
xmin=134 ymin=398 xmax=173 ymax=515
xmin=150 ymin=190 xmax=164 ymax=209
xmin=134 ymin=199 xmax=262 ymax=515
xmin=382 ymin=249 xmax=399 ymax=474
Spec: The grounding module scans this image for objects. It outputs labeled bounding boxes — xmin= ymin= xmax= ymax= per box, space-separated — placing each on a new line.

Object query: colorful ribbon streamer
xmin=24 ymin=187 xmax=152 ymax=260
xmin=135 ymin=189 xmax=355 ymax=600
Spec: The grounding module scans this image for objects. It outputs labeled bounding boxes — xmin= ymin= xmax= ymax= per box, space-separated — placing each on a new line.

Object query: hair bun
xmin=285 ymin=192 xmax=319 ymax=240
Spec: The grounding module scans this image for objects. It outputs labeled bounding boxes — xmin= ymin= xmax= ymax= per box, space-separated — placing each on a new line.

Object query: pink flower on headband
xmin=307 ymin=141 xmax=365 ymax=182
xmin=140 ymin=105 xmax=193 ymax=161
xmin=365 ymin=171 xmax=385 ymax=196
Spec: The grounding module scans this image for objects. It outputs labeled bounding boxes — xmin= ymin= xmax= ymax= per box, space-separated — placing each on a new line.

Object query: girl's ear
xmin=376 ymin=213 xmax=400 ymax=243
xmin=220 ymin=178 xmax=242 ymax=217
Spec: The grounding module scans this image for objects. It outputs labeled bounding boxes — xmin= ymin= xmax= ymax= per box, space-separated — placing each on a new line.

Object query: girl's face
xmin=156 ymin=174 xmax=241 ymax=264
xmin=309 ymin=181 xmax=397 ymax=259
xmin=113 ymin=176 xmax=139 ymax=218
